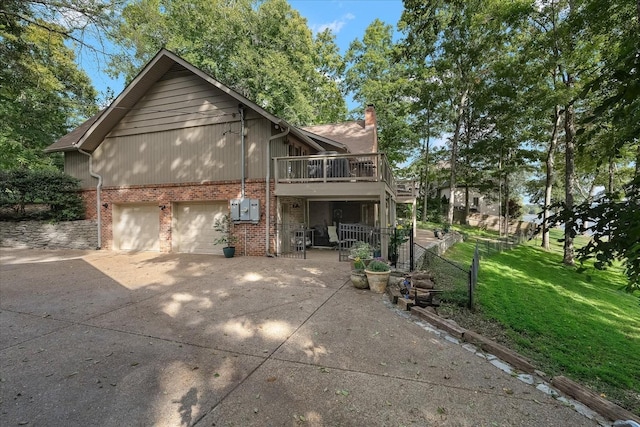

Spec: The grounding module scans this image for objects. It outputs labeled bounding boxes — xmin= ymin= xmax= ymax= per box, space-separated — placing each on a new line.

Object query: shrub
xmin=349 ymin=241 xmax=373 ymax=259
xmin=0 ymin=169 xmax=84 ymax=221
xmin=366 ymin=259 xmax=390 ymax=272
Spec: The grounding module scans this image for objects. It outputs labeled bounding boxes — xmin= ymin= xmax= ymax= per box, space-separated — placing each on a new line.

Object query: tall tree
xmin=344 ymin=19 xmax=417 ymax=166
xmin=108 ymin=0 xmax=345 ymax=126
xmin=310 ymin=29 xmax=347 ymax=123
xmin=0 ymin=0 xmax=98 ymax=170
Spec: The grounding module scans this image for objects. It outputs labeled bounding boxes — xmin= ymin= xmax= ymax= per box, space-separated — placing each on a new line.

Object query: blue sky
xmin=82 ymin=0 xmax=405 ymax=100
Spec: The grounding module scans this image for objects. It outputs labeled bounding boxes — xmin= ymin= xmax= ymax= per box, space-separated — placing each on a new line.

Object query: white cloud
xmin=313 ymin=13 xmax=355 ymax=34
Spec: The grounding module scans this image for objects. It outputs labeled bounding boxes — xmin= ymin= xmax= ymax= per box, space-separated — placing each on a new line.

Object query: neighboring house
xmin=46 ymin=49 xmax=410 ymax=256
xmin=439 ymin=187 xmax=499 ymax=216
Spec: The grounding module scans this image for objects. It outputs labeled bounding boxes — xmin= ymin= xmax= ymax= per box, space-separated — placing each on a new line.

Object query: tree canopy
xmin=0 ymin=0 xmax=100 ymax=169
xmin=108 ymin=0 xmax=346 ymax=126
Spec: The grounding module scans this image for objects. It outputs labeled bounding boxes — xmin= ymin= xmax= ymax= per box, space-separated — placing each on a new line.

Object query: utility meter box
xmin=230 ymin=198 xmax=259 ymax=223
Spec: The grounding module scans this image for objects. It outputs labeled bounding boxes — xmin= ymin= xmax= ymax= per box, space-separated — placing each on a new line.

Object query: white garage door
xmin=173 ymin=202 xmax=227 ymax=254
xmin=113 ymin=204 xmax=160 ymax=251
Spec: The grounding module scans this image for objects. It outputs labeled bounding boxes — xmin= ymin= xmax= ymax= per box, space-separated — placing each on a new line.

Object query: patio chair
xmin=327 ymin=226 xmax=339 ymax=249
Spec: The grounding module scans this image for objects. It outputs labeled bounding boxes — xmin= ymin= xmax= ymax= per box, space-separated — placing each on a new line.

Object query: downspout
xmin=78 ymin=148 xmax=102 ymax=249
xmin=239 ymin=105 xmax=246 ymax=198
xmin=265 ymin=124 xmax=290 ymax=256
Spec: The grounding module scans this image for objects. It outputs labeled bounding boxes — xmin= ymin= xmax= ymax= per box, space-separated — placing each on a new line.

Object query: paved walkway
xmin=0 ymin=248 xmax=602 ymax=426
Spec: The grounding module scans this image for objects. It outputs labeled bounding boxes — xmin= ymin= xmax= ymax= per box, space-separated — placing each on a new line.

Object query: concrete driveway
xmin=0 ymin=248 xmax=600 ymax=426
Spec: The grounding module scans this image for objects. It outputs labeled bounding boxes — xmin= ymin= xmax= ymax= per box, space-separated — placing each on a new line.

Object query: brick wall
xmin=85 ymin=179 xmax=275 ymax=256
xmin=0 ymin=220 xmax=98 ymax=250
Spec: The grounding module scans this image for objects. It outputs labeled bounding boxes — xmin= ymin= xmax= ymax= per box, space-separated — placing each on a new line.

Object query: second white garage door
xmin=113 ymin=204 xmax=160 ymax=252
xmin=173 ymin=202 xmax=228 ymax=254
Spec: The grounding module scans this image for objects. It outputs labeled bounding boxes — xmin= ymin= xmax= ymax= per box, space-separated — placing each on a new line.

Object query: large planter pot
xmin=364 ymin=269 xmax=390 ymax=293
xmin=222 ymin=246 xmax=236 ymax=258
xmin=350 ymin=270 xmax=369 ymax=289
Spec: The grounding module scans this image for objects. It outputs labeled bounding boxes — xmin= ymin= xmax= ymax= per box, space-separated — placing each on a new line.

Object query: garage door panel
xmin=174 ymin=202 xmax=227 ymax=254
xmin=114 ymin=205 xmax=160 ymax=252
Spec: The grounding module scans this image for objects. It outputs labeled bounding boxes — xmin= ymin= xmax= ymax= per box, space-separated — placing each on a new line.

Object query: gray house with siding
xmin=46 ymin=49 xmax=410 ymax=257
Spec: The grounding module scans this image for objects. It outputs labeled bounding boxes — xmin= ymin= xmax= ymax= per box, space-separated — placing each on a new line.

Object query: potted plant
xmin=364 ymin=259 xmax=391 ymax=293
xmin=350 ymin=257 xmax=369 ymax=289
xmin=348 ymin=241 xmax=373 ymax=267
xmin=213 ymin=214 xmax=238 ymax=258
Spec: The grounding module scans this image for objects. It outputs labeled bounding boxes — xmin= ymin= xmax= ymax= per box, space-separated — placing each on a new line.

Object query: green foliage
xmin=352 ymin=258 xmax=366 ymax=272
xmin=344 ymin=19 xmax=419 ymax=165
xmin=0 ymin=169 xmax=84 ymax=221
xmin=108 ymin=0 xmax=345 ymax=126
xmin=0 ymin=1 xmax=98 ymax=170
xmin=549 ymin=176 xmax=640 ymax=293
xmin=349 ymin=241 xmax=373 ymax=259
xmin=442 ymin=227 xmax=639 ymax=414
xmin=366 ymin=259 xmax=390 ymax=272
xmin=213 ymin=215 xmax=237 ymax=247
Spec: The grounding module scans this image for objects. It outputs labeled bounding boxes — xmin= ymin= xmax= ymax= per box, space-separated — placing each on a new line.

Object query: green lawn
xmin=435 ymin=224 xmax=640 ymax=415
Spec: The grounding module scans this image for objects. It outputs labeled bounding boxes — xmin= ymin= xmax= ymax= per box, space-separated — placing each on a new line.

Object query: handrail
xmin=274 ymin=152 xmax=396 ymax=187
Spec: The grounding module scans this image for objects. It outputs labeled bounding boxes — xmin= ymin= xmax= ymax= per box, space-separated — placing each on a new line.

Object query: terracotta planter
xmin=364 ymin=269 xmax=390 ymax=293
xmin=350 ymin=270 xmax=369 ymax=289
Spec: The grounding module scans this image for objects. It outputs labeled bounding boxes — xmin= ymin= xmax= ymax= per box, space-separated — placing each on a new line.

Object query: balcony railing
xmin=274 ymin=153 xmax=396 ymax=191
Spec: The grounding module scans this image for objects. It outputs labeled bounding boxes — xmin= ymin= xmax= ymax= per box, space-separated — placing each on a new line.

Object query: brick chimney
xmin=365 ymin=104 xmax=377 ymax=128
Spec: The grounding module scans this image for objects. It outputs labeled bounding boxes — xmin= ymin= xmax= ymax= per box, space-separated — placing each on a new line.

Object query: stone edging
xmin=385 ymin=287 xmax=640 ymax=425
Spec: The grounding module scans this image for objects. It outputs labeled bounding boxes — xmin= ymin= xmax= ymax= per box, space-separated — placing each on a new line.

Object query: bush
xmin=366 ymin=259 xmax=390 ymax=272
xmin=0 ymin=169 xmax=85 ymax=221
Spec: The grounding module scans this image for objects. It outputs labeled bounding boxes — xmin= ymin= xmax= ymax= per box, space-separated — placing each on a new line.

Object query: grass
xmin=437 ymin=225 xmax=640 ymax=416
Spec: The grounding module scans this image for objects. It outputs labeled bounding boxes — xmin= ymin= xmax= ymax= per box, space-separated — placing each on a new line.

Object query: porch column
xmin=379 ymin=189 xmax=388 ymax=259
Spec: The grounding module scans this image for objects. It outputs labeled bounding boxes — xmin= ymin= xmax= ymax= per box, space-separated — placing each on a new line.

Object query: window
xmin=472 ymin=197 xmax=480 ymax=206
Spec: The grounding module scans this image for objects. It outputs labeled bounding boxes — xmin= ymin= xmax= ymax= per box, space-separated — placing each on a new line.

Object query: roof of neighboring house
xmin=302 ymin=120 xmax=376 ymax=154
xmin=45 ymin=49 xmax=323 ymax=153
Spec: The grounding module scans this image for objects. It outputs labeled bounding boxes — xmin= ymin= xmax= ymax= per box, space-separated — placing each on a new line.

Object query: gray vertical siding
xmin=62 ymin=67 xmax=313 ymax=187
xmin=94 ymin=118 xmax=272 ymax=186
xmin=64 ymin=151 xmax=95 ymax=189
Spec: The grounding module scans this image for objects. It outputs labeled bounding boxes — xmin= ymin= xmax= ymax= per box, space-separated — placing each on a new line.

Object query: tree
xmin=0 ymin=0 xmax=98 ymax=170
xmin=310 ymin=29 xmax=347 ymax=124
xmin=108 ymin=0 xmax=345 ymax=126
xmin=344 ymin=19 xmax=418 ymax=166
xmin=551 ymin=176 xmax=640 ymax=294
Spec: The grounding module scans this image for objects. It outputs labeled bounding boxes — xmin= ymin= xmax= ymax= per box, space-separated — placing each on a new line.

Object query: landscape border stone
xmin=385 ymin=289 xmax=639 ymax=425
xmin=552 ymin=376 xmax=640 ymax=424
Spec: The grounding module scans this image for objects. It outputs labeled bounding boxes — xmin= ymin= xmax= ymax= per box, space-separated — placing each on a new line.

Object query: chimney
xmin=365 ymin=104 xmax=376 ymax=128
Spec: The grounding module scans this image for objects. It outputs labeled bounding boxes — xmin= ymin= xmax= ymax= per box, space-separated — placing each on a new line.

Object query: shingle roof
xmin=44 ymin=111 xmax=103 ymax=153
xmin=302 ymin=120 xmax=376 ymax=154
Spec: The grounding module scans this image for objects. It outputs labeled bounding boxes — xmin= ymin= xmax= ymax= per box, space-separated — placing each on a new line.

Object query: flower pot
xmin=364 ymin=269 xmax=390 ymax=293
xmin=222 ymin=246 xmax=235 ymax=258
xmin=350 ymin=270 xmax=369 ymax=289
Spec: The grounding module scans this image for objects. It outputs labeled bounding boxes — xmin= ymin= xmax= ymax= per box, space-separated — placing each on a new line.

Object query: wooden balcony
xmin=274 ymin=153 xmax=397 ymax=198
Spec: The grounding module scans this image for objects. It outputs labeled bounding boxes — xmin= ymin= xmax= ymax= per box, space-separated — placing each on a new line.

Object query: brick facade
xmin=82 ymin=179 xmax=276 ymax=256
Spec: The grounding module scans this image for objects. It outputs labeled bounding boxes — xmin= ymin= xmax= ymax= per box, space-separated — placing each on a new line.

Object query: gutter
xmin=239 ymin=104 xmax=246 ymax=198
xmin=78 ymin=149 xmax=103 ymax=249
xmin=265 ymin=123 xmax=290 ymax=256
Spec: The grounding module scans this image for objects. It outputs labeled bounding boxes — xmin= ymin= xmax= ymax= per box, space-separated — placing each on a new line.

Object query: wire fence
xmin=415 ymin=231 xmax=529 ymax=309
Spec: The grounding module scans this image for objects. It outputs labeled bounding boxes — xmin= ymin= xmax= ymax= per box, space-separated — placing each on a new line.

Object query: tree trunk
xmin=421 ymin=108 xmax=431 ymax=222
xmin=464 ymin=185 xmax=470 ymax=225
xmin=542 ymin=106 xmax=561 ymax=250
xmin=563 ymin=99 xmax=576 ymax=266
xmin=447 ymin=89 xmax=468 ymax=225
xmin=504 ymin=172 xmax=510 ymax=237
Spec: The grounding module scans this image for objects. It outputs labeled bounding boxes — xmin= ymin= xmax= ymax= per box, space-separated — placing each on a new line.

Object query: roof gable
xmin=46 ymin=49 xmax=321 ymax=153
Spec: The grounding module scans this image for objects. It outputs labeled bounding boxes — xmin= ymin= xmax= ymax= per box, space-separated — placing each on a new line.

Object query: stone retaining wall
xmin=428 ymin=231 xmax=464 ymax=255
xmin=0 ymin=220 xmax=98 ymax=250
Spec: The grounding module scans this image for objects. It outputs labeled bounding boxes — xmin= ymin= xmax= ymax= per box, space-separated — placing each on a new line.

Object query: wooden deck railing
xmin=274 ymin=153 xmax=397 ymax=192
